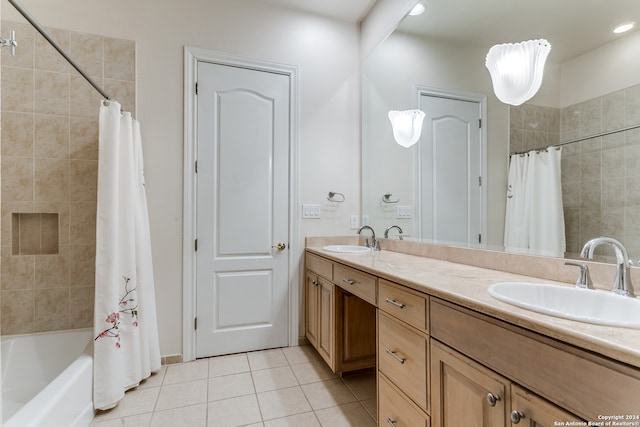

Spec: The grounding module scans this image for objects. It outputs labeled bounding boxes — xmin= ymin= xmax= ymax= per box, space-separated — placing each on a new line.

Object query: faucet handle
xmin=565 ymin=262 xmax=594 ymax=289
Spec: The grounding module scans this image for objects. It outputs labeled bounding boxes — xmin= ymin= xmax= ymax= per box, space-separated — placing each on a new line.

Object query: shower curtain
xmin=504 ymin=147 xmax=566 ymax=257
xmin=93 ymin=100 xmax=161 ymax=410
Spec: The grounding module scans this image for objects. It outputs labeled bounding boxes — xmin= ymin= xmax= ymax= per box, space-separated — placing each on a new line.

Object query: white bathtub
xmin=1 ymin=328 xmax=95 ymax=427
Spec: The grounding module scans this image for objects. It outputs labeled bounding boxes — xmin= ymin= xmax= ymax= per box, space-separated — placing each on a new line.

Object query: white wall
xmin=1 ymin=0 xmax=361 ymax=356
xmin=560 ymin=30 xmax=640 ymax=107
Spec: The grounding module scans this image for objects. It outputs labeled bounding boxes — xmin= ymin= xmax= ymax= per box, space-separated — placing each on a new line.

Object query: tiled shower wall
xmin=510 ymin=84 xmax=640 ymax=260
xmin=0 ymin=20 xmax=135 ymax=335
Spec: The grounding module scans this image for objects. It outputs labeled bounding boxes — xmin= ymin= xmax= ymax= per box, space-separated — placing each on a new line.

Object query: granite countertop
xmin=306 ymin=246 xmax=640 ymax=370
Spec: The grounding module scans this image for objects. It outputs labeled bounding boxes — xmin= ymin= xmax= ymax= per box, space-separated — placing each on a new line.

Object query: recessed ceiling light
xmin=613 ymin=22 xmax=636 ymax=34
xmin=409 ymin=3 xmax=425 ymax=16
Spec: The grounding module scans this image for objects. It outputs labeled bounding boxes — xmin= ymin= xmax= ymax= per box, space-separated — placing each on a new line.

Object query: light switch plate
xmin=396 ymin=206 xmax=413 ymax=219
xmin=302 ymin=204 xmax=321 ymax=219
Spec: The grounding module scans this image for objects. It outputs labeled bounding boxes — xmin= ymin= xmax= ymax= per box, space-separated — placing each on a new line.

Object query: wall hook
xmin=382 ymin=193 xmax=399 ymax=203
xmin=327 ymin=191 xmax=345 ymax=203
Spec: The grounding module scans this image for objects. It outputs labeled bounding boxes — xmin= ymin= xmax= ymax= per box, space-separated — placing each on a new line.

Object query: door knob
xmin=272 ymin=242 xmax=286 ymax=251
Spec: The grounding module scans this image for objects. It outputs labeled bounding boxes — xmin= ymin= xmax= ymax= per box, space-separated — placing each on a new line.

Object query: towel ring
xmin=327 ymin=191 xmax=345 ymax=203
xmin=382 ymin=193 xmax=399 ymax=204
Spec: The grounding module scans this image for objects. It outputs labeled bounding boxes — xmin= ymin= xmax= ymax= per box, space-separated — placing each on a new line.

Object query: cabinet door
xmin=305 ymin=271 xmax=320 ymax=349
xmin=510 ymin=385 xmax=583 ymax=427
xmin=431 ymin=340 xmax=508 ymax=427
xmin=317 ymin=277 xmax=334 ymax=365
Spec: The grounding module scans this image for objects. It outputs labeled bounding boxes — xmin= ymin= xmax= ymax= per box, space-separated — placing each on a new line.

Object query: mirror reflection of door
xmin=418 ymin=89 xmax=485 ymax=247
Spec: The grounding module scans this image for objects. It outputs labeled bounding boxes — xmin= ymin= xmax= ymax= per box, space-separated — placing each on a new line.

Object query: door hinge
xmin=195 ymin=82 xmax=199 ymax=95
xmin=195 ymin=239 xmax=198 ymax=251
xmin=479 ymin=118 xmax=482 ymax=128
xmin=195 ymin=161 xmax=198 ymax=173
xmin=479 ymin=234 xmax=482 ymax=244
xmin=194 ymin=317 xmax=198 ymax=330
xmin=478 ymin=176 xmax=482 ymax=186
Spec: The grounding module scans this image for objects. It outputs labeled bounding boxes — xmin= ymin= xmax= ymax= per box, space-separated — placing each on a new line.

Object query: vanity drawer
xmin=333 ymin=263 xmax=376 ymax=305
xmin=378 ymin=311 xmax=428 ymax=412
xmin=379 ymin=279 xmax=428 ymax=331
xmin=305 ymin=253 xmax=333 ymax=280
xmin=379 ymin=372 xmax=430 ymax=427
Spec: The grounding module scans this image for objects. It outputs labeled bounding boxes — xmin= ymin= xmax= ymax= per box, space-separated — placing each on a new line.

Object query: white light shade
xmin=388 ymin=110 xmax=425 ymax=147
xmin=485 ymin=39 xmax=551 ymax=106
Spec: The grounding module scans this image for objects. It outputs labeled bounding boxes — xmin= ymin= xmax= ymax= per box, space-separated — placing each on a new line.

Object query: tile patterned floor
xmin=90 ymin=345 xmax=377 ymax=427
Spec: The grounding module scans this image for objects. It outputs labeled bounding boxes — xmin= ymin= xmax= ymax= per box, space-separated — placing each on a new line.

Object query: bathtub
xmin=1 ymin=328 xmax=95 ymax=427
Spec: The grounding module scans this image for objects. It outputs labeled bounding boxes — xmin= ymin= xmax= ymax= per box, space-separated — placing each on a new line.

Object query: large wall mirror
xmin=362 ymin=0 xmax=640 ymax=263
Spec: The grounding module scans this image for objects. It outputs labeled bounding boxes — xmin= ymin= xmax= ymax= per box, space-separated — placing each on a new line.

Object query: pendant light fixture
xmin=485 ymin=39 xmax=551 ymax=106
xmin=388 ymin=110 xmax=425 ymax=148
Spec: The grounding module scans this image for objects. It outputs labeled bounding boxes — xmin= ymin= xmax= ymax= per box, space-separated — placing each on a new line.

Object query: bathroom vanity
xmin=304 ymin=240 xmax=640 ymax=426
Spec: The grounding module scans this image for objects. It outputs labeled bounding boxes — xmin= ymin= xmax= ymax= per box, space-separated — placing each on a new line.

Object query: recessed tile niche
xmin=12 ymin=212 xmax=59 ymax=255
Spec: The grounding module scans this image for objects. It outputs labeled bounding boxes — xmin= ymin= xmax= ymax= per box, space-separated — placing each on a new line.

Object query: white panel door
xmin=420 ymin=94 xmax=482 ymax=246
xmin=196 ymin=61 xmax=290 ymax=357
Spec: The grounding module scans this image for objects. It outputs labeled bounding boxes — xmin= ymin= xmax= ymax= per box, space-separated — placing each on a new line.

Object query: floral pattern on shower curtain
xmin=93 ymin=100 xmax=161 ymax=410
xmin=504 ymin=147 xmax=566 ymax=257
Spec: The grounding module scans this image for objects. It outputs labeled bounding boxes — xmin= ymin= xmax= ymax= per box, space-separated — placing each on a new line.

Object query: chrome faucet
xmin=358 ymin=225 xmax=379 ymax=250
xmin=384 ymin=225 xmax=404 ymax=240
xmin=580 ymin=237 xmax=635 ymax=297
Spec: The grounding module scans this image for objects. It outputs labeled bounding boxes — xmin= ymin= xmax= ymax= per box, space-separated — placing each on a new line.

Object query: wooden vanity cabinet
xmin=304 ymin=253 xmax=376 ymax=373
xmin=305 ymin=271 xmax=334 ymax=367
xmin=430 ymin=340 xmax=581 ymax=427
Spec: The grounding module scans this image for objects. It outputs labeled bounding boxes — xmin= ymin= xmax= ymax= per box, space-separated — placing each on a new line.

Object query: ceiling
xmin=258 ymin=0 xmax=377 ymax=23
xmin=256 ymin=0 xmax=640 ymax=64
xmin=397 ymin=0 xmax=640 ymax=64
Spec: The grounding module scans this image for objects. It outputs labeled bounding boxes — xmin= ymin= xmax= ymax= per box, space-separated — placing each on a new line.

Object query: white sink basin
xmin=322 ymin=245 xmax=371 ymax=254
xmin=488 ymin=282 xmax=640 ymax=329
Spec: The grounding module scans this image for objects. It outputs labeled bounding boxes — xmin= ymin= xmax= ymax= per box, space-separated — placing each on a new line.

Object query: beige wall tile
xmin=69 ymin=201 xmax=97 ymax=244
xmin=104 ymin=38 xmax=135 ymax=81
xmin=35 ymin=250 xmax=68 ymax=288
xmin=625 ymin=84 xmax=640 ymax=126
xmin=1 ymin=245 xmax=35 ymax=290
xmin=35 ymin=27 xmax=71 ymax=73
xmin=1 ymin=112 xmax=34 ymax=157
xmin=35 ymin=114 xmax=70 ymax=158
xmin=1 ymin=66 xmax=34 ymax=113
xmin=34 ymin=287 xmax=69 ymax=332
xmin=35 ymin=157 xmax=70 ymax=202
xmin=70 ymin=243 xmax=95 ymax=287
xmin=69 ymin=286 xmax=94 ymax=328
xmin=580 ymin=98 xmax=602 ymax=136
xmin=18 ymin=212 xmax=41 ymax=254
xmin=40 ymin=213 xmax=60 ymax=253
xmin=70 ymin=159 xmax=98 ymax=202
xmin=104 ymin=79 xmax=135 ymax=113
xmin=602 ymin=90 xmax=625 ymax=131
xmin=35 ymin=70 xmax=70 ymax=115
xmin=70 ymin=74 xmax=103 ymax=118
xmin=1 ymin=156 xmax=34 ymax=202
xmin=2 ymin=23 xmax=135 ymax=334
xmin=1 ymin=289 xmax=35 ymax=334
xmin=70 ymin=32 xmax=103 ymax=77
xmin=70 ymin=117 xmax=99 ymax=160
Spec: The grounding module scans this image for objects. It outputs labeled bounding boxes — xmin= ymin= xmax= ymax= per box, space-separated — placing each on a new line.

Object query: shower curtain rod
xmin=8 ymin=0 xmax=111 ymax=100
xmin=510 ymin=123 xmax=640 ymax=156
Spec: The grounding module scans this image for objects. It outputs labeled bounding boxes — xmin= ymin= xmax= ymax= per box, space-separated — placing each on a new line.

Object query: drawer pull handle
xmin=385 ymin=349 xmax=406 ymax=364
xmin=386 ymin=418 xmax=398 ymax=426
xmin=385 ymin=298 xmax=405 ymax=309
xmin=342 ymin=278 xmax=356 ymax=285
xmin=510 ymin=410 xmax=526 ymax=424
xmin=486 ymin=392 xmax=501 ymax=407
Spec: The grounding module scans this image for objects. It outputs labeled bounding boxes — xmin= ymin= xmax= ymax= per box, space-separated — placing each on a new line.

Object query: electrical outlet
xmin=396 ymin=206 xmax=413 ymax=219
xmin=302 ymin=204 xmax=321 ymax=219
xmin=350 ymin=215 xmax=360 ymax=229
